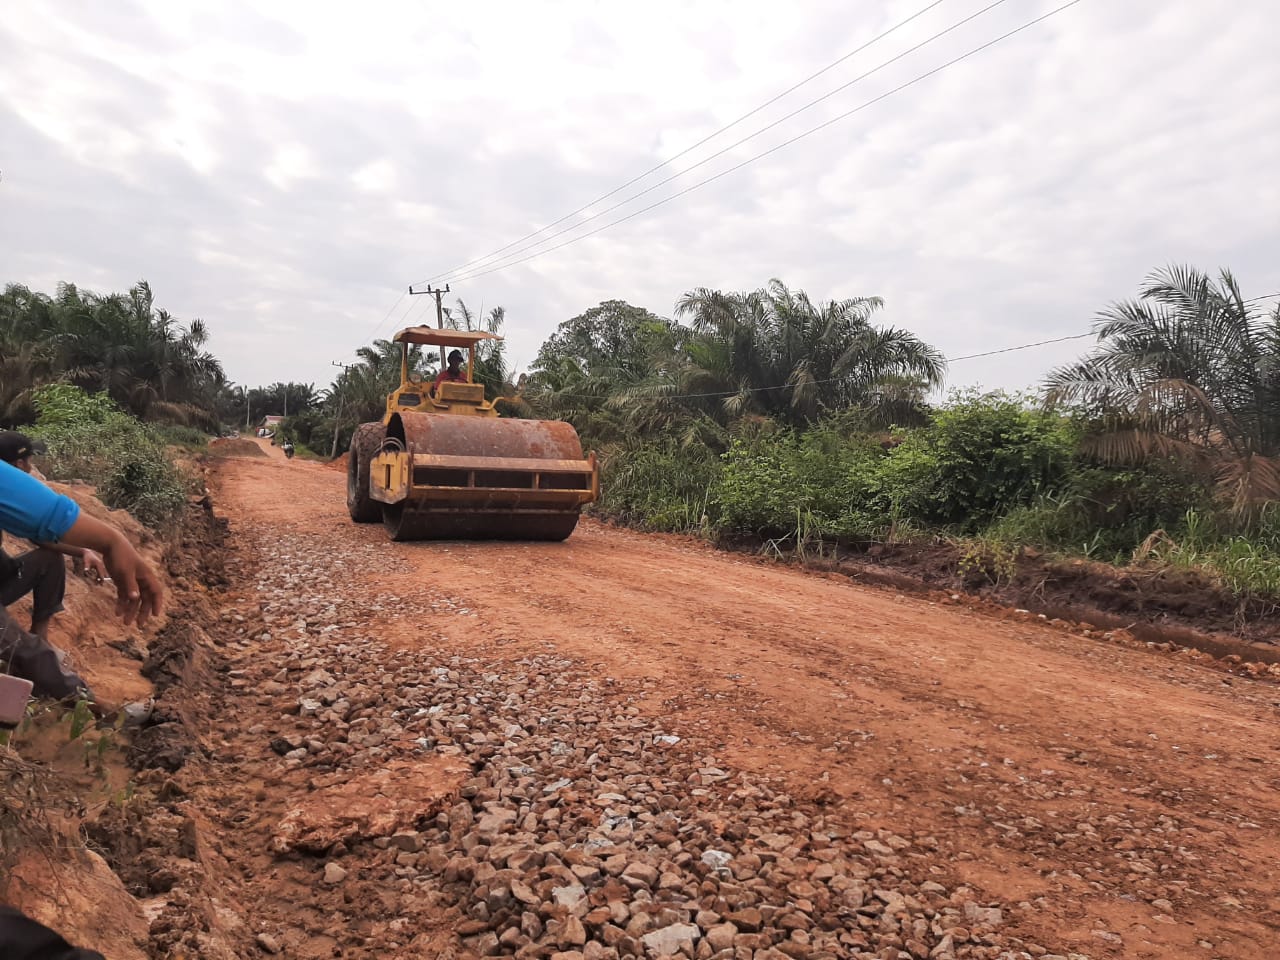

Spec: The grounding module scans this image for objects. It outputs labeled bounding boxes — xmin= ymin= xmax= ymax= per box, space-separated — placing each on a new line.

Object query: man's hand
xmin=100 ymin=535 xmax=163 ymax=626
xmin=74 ymin=549 xmax=109 ymax=584
xmin=61 ymin=513 xmax=164 ymax=626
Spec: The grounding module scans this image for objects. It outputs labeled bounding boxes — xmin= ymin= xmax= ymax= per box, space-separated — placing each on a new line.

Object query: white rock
xmin=640 ymin=922 xmax=700 ymax=956
xmin=700 ymin=850 xmax=732 ymax=873
xmin=552 ymin=882 xmax=587 ymax=911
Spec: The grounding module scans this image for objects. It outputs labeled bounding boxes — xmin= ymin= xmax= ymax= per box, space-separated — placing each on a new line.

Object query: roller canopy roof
xmin=392 ymin=327 xmax=504 ymax=347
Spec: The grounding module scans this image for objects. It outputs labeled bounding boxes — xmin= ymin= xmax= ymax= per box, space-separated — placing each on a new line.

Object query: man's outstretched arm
xmin=1 ymin=460 xmax=163 ymax=624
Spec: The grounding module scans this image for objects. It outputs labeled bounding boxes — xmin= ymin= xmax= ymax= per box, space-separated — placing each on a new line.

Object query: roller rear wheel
xmin=346 ymin=422 xmax=385 ymax=523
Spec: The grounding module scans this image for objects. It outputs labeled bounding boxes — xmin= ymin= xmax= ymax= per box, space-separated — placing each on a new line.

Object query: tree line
xmin=1 ymin=281 xmax=226 ymax=429
xmin=5 ymin=266 xmax=1279 ymax=597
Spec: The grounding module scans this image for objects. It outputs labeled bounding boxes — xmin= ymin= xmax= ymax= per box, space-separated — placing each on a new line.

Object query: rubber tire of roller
xmin=346 ymin=422 xmax=385 ymax=523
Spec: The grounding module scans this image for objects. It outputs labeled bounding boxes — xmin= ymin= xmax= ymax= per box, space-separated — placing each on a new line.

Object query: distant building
xmin=257 ymin=415 xmax=284 ymax=437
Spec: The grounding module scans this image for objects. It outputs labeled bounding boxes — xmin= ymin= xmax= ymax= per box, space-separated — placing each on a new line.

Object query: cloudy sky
xmin=2 ymin=0 xmax=1278 ymax=394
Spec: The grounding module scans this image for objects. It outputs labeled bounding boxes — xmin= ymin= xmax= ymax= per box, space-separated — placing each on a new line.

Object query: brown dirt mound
xmin=327 ymin=451 xmax=349 ymax=472
xmin=767 ymin=540 xmax=1280 ymax=662
xmin=206 ymin=438 xmax=267 ymax=458
xmin=850 ymin=540 xmax=1279 ymax=641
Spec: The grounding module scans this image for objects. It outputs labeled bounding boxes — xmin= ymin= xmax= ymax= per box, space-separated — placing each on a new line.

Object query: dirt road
xmin=177 ymin=446 xmax=1280 ymax=959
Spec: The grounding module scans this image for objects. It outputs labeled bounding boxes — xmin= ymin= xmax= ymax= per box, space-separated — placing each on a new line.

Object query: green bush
xmin=29 ymin=385 xmax=190 ymax=529
xmin=874 ymin=390 xmax=1078 ymax=530
xmin=716 ymin=429 xmax=884 ymax=539
xmin=280 ymin=410 xmax=333 ymax=453
xmin=988 ymin=460 xmax=1212 ymax=558
xmin=151 ymin=423 xmax=210 ymax=450
xmin=596 ymin=441 xmax=721 ymax=532
xmin=28 ymin=383 xmax=120 ymax=427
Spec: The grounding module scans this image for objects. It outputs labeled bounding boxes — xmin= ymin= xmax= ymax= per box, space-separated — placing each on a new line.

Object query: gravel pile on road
xmin=220 ymin=531 xmax=1087 ymax=960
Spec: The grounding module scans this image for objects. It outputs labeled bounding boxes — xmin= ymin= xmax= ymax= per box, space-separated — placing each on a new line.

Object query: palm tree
xmin=2 ymin=279 xmax=231 ymax=429
xmin=36 ymin=281 xmax=227 ymax=425
xmin=619 ymin=279 xmax=944 ymax=433
xmin=524 ymin=301 xmax=682 ymax=442
xmin=524 ymin=353 xmax=633 ymax=442
xmin=1045 ymin=265 xmax=1280 ymax=517
xmin=0 ymin=342 xmax=52 ymax=426
xmin=324 ymin=339 xmax=432 ymax=433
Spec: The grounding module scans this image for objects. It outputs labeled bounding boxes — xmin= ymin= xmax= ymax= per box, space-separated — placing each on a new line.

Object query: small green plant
xmin=66 ymin=698 xmax=94 ymax=741
xmin=111 ymin=779 xmax=138 ymax=808
xmin=84 ymin=730 xmax=117 ymax=776
xmin=59 ymin=698 xmax=122 ymax=777
xmin=956 ymin=539 xmax=1020 ymax=587
xmin=762 ymin=508 xmax=839 ymax=563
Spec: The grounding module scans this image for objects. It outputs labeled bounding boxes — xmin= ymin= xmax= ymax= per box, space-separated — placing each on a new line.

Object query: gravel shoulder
xmin=174 ymin=449 xmax=1280 ymax=959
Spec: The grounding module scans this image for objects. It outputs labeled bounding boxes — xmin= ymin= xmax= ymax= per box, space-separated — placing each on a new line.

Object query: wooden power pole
xmin=408 ymin=283 xmax=450 ymax=370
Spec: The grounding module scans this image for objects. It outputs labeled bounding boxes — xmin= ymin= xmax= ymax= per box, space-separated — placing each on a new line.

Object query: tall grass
xmin=1140 ymin=508 xmax=1280 ymax=603
xmin=150 ymin=423 xmax=210 ymax=451
xmin=595 ymin=442 xmax=720 ymax=533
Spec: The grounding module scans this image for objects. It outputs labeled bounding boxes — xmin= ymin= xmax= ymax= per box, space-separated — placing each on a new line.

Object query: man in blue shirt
xmin=0 ymin=455 xmax=163 ymax=702
xmin=0 ymin=433 xmax=110 ymax=642
xmin=0 ymin=447 xmax=164 ymax=960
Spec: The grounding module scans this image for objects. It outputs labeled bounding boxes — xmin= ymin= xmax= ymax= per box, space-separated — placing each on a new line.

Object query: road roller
xmin=346 ymin=326 xmax=598 ymax=541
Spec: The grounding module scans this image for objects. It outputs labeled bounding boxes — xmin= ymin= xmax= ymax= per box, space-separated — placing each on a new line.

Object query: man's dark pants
xmin=0 ymin=548 xmax=86 ymax=700
xmin=0 ymin=906 xmax=106 ymax=960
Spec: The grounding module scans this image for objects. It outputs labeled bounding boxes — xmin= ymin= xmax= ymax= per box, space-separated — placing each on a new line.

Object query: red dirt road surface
xmin=192 ymin=443 xmax=1280 ymax=959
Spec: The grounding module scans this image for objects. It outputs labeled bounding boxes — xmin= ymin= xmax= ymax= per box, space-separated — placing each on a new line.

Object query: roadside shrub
xmin=280 ymin=410 xmax=333 ymax=453
xmin=874 ymin=390 xmax=1078 ymax=530
xmin=29 ymin=385 xmax=190 ymax=529
xmin=27 ymin=384 xmax=119 ymax=427
xmin=596 ymin=441 xmax=720 ymax=532
xmin=988 ymin=460 xmax=1212 ymax=558
xmin=1141 ymin=508 xmax=1280 ymax=603
xmin=151 ymin=423 xmax=209 ymax=450
xmin=716 ymin=428 xmax=884 ymax=539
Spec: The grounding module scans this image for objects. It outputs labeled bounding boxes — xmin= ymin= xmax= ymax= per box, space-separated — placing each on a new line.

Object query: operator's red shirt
xmin=433 ymin=369 xmax=466 ymax=393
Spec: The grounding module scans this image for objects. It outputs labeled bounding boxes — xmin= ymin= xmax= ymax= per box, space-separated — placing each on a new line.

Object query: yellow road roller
xmin=346 ymin=327 xmax=598 ymax=541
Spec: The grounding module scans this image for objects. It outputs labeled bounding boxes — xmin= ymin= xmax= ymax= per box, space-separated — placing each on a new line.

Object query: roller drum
xmin=381 ymin=412 xmax=590 ymax=542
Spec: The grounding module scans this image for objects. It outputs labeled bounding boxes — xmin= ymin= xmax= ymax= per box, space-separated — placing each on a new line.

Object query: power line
xmin=367 ymin=292 xmax=422 ymax=345
xmin=949 ymin=332 xmax=1092 ymax=362
xmin=363 ymin=290 xmax=408 ymax=343
xmin=446 ymin=0 xmax=1086 ymax=286
xmin=433 ymin=0 xmax=1018 ymax=287
xmin=415 ymin=0 xmax=953 ymax=287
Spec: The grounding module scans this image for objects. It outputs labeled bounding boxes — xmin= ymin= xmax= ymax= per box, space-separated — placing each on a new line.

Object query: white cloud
xmin=1 ymin=0 xmax=1278 ymax=396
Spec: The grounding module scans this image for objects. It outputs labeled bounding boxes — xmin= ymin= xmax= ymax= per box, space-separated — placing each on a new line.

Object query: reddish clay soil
xmin=208 ymin=437 xmax=268 ymax=458
xmin=174 ymin=441 xmax=1280 ymax=959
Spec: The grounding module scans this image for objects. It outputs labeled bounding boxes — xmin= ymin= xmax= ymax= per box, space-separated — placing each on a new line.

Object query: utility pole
xmin=409 ymin=283 xmax=450 ymax=370
xmin=329 ymin=361 xmax=352 ymax=460
xmin=244 ymin=386 xmax=251 ymax=431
